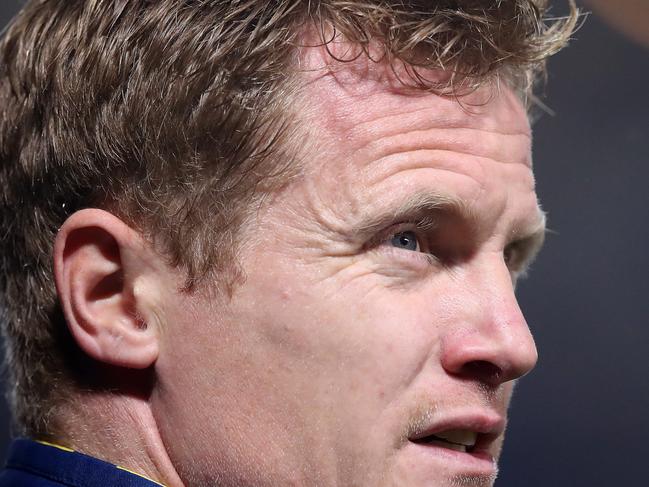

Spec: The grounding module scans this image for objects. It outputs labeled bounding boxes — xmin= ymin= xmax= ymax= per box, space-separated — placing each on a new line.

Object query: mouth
xmin=407 ymin=413 xmax=505 ymax=458
xmin=403 ymin=411 xmax=505 ymax=479
xmin=410 ymin=428 xmax=479 ymax=453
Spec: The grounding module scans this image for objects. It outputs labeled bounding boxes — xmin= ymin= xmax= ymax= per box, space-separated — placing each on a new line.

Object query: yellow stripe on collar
xmin=117 ymin=466 xmax=167 ymax=486
xmin=35 ymin=440 xmax=74 ymax=453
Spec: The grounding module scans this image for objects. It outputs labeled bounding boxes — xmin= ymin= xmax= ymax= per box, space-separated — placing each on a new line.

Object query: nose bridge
xmin=440 ymin=254 xmax=538 ymax=384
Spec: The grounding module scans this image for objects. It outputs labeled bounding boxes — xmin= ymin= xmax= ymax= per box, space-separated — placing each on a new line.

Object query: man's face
xmin=152 ymin=67 xmax=543 ymax=487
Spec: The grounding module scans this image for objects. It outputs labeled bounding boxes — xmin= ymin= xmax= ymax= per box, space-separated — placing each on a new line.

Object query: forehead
xmin=285 ymin=58 xmax=540 ymax=239
xmin=295 ymin=51 xmax=532 ymax=153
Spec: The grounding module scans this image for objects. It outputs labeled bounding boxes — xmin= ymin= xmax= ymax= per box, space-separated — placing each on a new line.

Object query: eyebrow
xmin=513 ymin=212 xmax=547 ymax=244
xmin=353 ymin=191 xmax=469 ymax=238
xmin=508 ymin=212 xmax=547 ymax=271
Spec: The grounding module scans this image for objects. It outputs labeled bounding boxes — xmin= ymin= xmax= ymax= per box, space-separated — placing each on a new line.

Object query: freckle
xmin=280 ymin=289 xmax=291 ymax=301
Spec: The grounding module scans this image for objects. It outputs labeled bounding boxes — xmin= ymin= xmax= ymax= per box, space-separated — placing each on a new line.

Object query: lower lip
xmin=407 ymin=441 xmax=497 ymax=476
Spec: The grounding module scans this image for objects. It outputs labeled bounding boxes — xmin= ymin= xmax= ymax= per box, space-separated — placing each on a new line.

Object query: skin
xmin=55 ymin=60 xmax=544 ymax=486
xmin=152 ymin=66 xmax=542 ymax=485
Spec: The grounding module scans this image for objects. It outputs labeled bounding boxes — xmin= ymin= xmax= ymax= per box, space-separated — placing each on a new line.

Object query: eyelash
xmin=503 ymin=241 xmax=532 ymax=279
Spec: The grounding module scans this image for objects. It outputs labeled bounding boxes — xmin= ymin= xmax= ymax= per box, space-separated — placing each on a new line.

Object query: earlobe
xmin=54 ymin=209 xmax=160 ymax=369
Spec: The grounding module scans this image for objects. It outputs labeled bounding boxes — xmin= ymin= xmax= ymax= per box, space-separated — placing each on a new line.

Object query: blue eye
xmin=390 ymin=231 xmax=420 ymax=251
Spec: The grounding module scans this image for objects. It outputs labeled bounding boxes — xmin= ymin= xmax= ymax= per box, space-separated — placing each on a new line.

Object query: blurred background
xmin=1 ymin=1 xmax=647 ymax=486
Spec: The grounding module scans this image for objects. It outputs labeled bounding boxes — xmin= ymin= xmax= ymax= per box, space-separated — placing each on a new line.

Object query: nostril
xmin=459 ymin=360 xmax=503 ymax=385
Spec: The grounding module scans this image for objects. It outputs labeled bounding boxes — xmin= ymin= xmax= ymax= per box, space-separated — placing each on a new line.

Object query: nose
xmin=440 ymin=259 xmax=538 ymax=386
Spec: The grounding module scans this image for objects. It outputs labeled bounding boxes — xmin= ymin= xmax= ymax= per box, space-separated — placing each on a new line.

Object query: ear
xmin=53 ymin=209 xmax=162 ymax=369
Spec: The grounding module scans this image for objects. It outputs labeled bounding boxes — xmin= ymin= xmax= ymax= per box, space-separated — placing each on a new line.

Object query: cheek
xmin=243 ymin=269 xmax=440 ymax=405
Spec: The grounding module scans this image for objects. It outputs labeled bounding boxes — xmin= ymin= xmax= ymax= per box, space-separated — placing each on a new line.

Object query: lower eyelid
xmin=374 ymin=244 xmax=439 ymax=269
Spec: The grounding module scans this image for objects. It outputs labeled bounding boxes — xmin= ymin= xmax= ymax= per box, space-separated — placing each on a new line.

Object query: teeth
xmin=427 ymin=439 xmax=467 ymax=452
xmin=433 ymin=429 xmax=477 ymax=447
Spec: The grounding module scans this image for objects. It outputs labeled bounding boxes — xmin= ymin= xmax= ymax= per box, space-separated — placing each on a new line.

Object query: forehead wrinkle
xmin=355 ymin=130 xmax=532 ymax=171
xmin=300 ymin=71 xmax=530 ymax=143
xmin=348 ymin=105 xmax=531 ymax=148
xmin=343 ymin=99 xmax=532 ymax=168
xmin=358 ymin=148 xmax=487 ymax=202
xmin=297 ymin=84 xmax=532 ymax=180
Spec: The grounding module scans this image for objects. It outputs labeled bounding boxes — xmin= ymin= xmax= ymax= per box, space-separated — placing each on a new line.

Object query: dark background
xmin=1 ymin=2 xmax=647 ymax=486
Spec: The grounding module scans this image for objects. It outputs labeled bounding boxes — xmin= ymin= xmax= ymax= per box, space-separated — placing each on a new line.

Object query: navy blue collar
xmin=2 ymin=438 xmax=165 ymax=487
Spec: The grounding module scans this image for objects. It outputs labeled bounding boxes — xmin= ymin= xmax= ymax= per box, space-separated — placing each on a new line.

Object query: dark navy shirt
xmin=0 ymin=439 xmax=164 ymax=486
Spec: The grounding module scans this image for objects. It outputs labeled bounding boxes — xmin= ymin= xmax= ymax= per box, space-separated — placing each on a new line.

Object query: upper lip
xmin=408 ymin=411 xmax=505 ymax=452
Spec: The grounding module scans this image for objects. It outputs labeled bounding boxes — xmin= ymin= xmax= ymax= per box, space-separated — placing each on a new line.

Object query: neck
xmin=51 ymin=391 xmax=184 ymax=487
